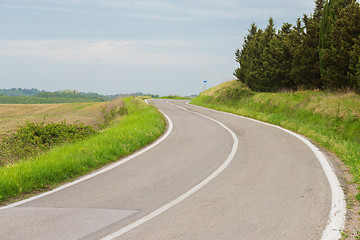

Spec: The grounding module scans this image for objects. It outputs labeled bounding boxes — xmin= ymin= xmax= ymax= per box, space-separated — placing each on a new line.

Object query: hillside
xmin=0 ymin=88 xmax=42 ymax=96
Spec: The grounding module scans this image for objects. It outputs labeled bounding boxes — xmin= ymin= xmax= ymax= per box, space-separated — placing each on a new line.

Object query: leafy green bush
xmin=0 ymin=120 xmax=97 ymax=165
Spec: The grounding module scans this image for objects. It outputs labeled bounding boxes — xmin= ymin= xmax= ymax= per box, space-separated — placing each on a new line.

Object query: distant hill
xmin=0 ymin=88 xmax=43 ymax=96
xmin=35 ymin=90 xmax=112 ymax=101
xmin=0 ymin=88 xmax=159 ymax=104
xmin=0 ymin=88 xmax=112 ymax=103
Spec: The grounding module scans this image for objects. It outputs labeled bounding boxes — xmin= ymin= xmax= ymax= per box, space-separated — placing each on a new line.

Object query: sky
xmin=0 ymin=0 xmax=316 ymax=96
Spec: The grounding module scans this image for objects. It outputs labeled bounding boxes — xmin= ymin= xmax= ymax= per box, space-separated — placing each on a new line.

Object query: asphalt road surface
xmin=0 ymin=100 xmax=344 ymax=240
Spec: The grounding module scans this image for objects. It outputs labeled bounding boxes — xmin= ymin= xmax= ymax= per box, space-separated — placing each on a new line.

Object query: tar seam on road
xmin=188 ymin=102 xmax=346 ymax=240
xmin=0 ymin=107 xmax=174 ymax=210
xmin=100 ymin=100 xmax=239 ymax=240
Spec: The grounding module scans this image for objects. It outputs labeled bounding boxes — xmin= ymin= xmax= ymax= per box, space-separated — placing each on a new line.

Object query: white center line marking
xmin=101 ymin=100 xmax=239 ymax=239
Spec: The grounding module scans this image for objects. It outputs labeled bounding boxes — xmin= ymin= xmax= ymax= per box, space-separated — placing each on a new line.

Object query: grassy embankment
xmin=0 ymin=97 xmax=166 ymax=204
xmin=192 ymin=80 xmax=360 ymax=199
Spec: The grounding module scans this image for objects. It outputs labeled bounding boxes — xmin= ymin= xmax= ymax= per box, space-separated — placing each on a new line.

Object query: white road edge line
xmin=101 ymin=100 xmax=239 ymax=240
xmin=0 ymin=101 xmax=173 ymax=210
xmin=188 ymin=102 xmax=346 ymax=240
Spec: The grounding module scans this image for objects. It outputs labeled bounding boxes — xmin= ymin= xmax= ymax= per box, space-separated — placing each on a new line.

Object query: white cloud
xmin=0 ymin=39 xmax=221 ymax=67
xmin=1 ymin=0 xmax=313 ymax=21
xmin=0 ymin=40 xmax=126 ymax=62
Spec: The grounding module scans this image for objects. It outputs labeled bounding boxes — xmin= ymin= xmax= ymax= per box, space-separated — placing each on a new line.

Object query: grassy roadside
xmin=0 ymin=97 xmax=166 ymax=204
xmin=191 ymin=80 xmax=360 ymax=200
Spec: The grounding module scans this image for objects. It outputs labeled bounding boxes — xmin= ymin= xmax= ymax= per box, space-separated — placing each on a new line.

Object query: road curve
xmin=0 ymin=100 xmax=344 ymax=240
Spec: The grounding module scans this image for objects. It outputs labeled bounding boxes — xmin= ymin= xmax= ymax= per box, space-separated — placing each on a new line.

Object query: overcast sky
xmin=0 ymin=0 xmax=316 ymax=96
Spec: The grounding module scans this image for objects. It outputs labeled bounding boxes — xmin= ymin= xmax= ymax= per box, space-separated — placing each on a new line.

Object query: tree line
xmin=0 ymin=88 xmax=42 ymax=96
xmin=234 ymin=0 xmax=360 ymax=92
xmin=0 ymin=88 xmax=161 ymax=104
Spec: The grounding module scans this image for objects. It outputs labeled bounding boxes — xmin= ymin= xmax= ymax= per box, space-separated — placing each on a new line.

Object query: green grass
xmin=0 ymin=97 xmax=166 ymax=204
xmin=0 ymin=120 xmax=97 ymax=165
xmin=192 ymin=80 xmax=360 ymax=199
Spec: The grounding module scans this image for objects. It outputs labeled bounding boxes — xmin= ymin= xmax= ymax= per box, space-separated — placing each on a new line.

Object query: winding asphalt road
xmin=0 ymin=100 xmax=345 ymax=239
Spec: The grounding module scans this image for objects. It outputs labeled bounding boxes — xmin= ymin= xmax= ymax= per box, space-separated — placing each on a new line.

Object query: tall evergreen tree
xmin=290 ymin=18 xmax=307 ymax=88
xmin=351 ymin=36 xmax=360 ymax=91
xmin=348 ymin=2 xmax=360 ymax=91
xmin=249 ymin=17 xmax=278 ymax=91
xmin=274 ymin=22 xmax=295 ymax=90
xmin=357 ymin=54 xmax=360 ymax=88
xmin=314 ymin=0 xmax=325 ymax=20
xmin=291 ymin=5 xmax=323 ymax=90
xmin=234 ymin=0 xmax=360 ymax=93
xmin=319 ymin=0 xmax=360 ymax=90
xmin=234 ymin=23 xmax=258 ymax=84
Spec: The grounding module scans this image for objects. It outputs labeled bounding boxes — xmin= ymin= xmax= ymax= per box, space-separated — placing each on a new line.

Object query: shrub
xmin=100 ymin=105 xmax=128 ymax=128
xmin=0 ymin=120 xmax=97 ymax=165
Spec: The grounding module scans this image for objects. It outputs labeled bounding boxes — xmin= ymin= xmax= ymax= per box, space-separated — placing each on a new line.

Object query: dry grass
xmin=0 ymin=101 xmax=109 ymax=135
xmin=101 ymin=96 xmax=125 ymax=112
xmin=309 ymin=92 xmax=360 ymax=119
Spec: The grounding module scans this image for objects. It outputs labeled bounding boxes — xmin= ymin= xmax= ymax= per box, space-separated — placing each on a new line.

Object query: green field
xmin=191 ymin=80 xmax=360 ymax=201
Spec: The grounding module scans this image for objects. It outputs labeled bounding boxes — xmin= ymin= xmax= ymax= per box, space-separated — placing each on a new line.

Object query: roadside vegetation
xmin=192 ymin=80 xmax=360 ymax=199
xmin=0 ymin=97 xmax=166 ymax=204
xmin=0 ymin=120 xmax=97 ymax=165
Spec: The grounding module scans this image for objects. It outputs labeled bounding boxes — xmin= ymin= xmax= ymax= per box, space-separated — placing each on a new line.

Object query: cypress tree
xmin=245 ymin=28 xmax=266 ymax=91
xmin=319 ymin=0 xmax=360 ymax=90
xmin=290 ymin=18 xmax=307 ymax=89
xmin=234 ymin=23 xmax=258 ymax=84
xmin=291 ymin=7 xmax=323 ymax=90
xmin=348 ymin=2 xmax=360 ymax=91
xmin=276 ymin=22 xmax=295 ymax=90
xmin=351 ymin=37 xmax=360 ymax=92
xmin=234 ymin=0 xmax=360 ymax=93
xmin=357 ymin=55 xmax=360 ymax=88
xmin=250 ymin=17 xmax=277 ymax=92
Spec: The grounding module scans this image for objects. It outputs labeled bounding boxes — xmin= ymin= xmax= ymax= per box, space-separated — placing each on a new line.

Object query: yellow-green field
xmin=0 ymin=98 xmax=125 ymax=135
